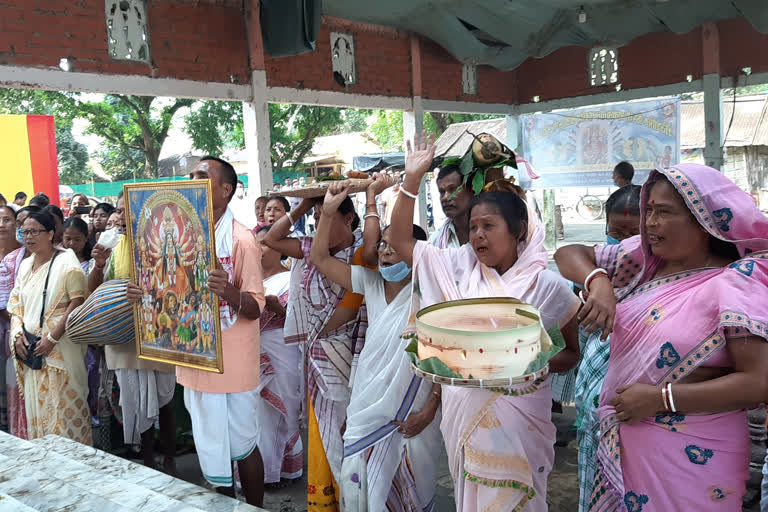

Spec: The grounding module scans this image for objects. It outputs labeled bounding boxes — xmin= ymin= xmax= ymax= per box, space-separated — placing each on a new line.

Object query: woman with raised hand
xmin=556 ymin=164 xmax=768 ymax=511
xmin=389 ymin=133 xmax=581 ymax=511
xmin=311 ymin=180 xmax=442 ymax=512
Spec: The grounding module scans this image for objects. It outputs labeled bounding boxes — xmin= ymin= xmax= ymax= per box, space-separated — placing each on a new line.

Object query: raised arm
xmin=389 ymin=131 xmax=436 ymax=267
xmin=361 ymin=173 xmax=395 ymax=267
xmin=262 ymin=198 xmax=315 ymax=259
xmin=310 ymin=182 xmax=355 ymax=290
xmin=554 ymin=244 xmax=616 ymax=339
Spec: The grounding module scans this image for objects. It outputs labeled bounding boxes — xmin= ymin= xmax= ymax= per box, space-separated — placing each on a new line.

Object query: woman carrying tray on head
xmin=310 ymin=180 xmax=443 ymax=512
xmin=389 ymin=132 xmax=581 ymax=512
xmin=262 ymin=181 xmax=379 ymax=511
xmin=556 ymin=165 xmax=768 ymax=511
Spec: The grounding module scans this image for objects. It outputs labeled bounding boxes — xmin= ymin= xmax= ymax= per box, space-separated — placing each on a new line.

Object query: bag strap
xmin=38 ymin=250 xmax=59 ymax=330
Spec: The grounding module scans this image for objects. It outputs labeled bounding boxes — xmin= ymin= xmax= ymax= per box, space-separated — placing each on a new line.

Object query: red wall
xmin=0 ymin=0 xmax=249 ymax=83
xmin=2 ymin=3 xmax=768 ymax=107
xmin=264 ymin=19 xmax=413 ymax=98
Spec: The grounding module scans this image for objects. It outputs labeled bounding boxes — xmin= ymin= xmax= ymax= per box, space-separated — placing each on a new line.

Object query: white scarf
xmin=215 ymin=207 xmax=237 ymax=330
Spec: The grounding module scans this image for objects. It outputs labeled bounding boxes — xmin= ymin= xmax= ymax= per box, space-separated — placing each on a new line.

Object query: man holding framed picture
xmin=181 ymin=156 xmax=267 ymax=507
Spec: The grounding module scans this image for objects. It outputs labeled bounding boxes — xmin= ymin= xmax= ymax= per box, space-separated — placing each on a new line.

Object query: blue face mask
xmin=606 ymin=234 xmax=621 ymax=246
xmin=16 ymin=228 xmax=23 ymax=244
xmin=379 ymin=261 xmax=412 ymax=282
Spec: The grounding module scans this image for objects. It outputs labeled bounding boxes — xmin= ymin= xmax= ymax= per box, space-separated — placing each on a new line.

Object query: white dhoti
xmin=254 ymin=328 xmax=303 ymax=483
xmin=184 ymin=387 xmax=260 ymax=487
xmin=115 ymin=368 xmax=176 ymax=445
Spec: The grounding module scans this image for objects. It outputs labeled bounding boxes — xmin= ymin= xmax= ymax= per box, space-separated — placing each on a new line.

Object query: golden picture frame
xmin=123 ymin=180 xmax=224 ymax=373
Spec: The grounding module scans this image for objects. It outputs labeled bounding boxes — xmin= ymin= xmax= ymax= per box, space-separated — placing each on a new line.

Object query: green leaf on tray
xmin=405 ymin=325 xmax=567 ymax=380
xmin=471 ymin=169 xmax=486 ymax=194
xmin=442 ymin=157 xmax=462 ymax=167
xmin=459 ymin=150 xmax=476 ymax=176
xmin=405 ymin=339 xmax=464 ymax=379
xmin=314 ymin=175 xmax=346 ymax=182
xmin=523 ymin=325 xmax=566 ymax=375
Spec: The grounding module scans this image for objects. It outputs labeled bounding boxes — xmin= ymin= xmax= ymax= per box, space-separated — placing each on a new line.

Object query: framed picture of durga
xmin=123 ymin=181 xmax=224 ymax=373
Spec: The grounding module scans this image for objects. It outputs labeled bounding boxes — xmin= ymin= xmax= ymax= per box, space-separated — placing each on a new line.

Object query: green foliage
xmin=0 ymin=88 xmax=193 ymax=179
xmin=56 ymin=125 xmax=90 ymax=185
xmin=268 ymin=104 xmax=343 ymax=171
xmin=369 ymin=110 xmax=405 ymax=151
xmin=185 ymin=101 xmax=244 ymax=156
xmin=76 ymin=94 xmax=194 ymax=178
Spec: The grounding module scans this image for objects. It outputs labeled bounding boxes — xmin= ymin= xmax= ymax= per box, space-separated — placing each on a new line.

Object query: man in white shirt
xmin=427 ymin=164 xmax=473 ymax=249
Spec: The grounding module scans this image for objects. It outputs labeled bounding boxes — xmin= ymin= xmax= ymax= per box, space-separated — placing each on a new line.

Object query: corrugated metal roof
xmin=681 ymin=96 xmax=768 ymax=148
xmin=434 ymin=118 xmax=508 ymax=157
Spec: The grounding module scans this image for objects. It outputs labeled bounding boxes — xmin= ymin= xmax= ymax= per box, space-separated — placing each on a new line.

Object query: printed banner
xmin=0 ymin=115 xmax=60 ymax=205
xmin=521 ymin=98 xmax=680 ymax=188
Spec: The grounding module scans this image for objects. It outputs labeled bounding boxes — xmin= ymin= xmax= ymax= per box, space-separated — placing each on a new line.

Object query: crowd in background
xmin=2 ymin=139 xmax=768 ymax=512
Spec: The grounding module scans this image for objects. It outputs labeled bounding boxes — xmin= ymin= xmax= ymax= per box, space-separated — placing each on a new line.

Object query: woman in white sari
xmin=390 ymin=134 xmax=580 ymax=512
xmin=311 ymin=180 xmax=443 ymax=512
xmin=9 ymin=210 xmax=91 ymax=444
xmin=253 ymin=225 xmax=303 ymax=484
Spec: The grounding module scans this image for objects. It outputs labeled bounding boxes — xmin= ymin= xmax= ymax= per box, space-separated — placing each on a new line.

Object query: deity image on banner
xmin=123 ymin=181 xmax=224 ymax=373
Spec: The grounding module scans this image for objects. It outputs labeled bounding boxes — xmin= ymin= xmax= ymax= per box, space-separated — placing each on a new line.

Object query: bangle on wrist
xmin=400 ymin=186 xmax=419 ymax=200
xmin=584 ymin=268 xmax=609 ymax=294
xmin=286 ymin=211 xmax=296 ymax=225
xmin=363 ymin=213 xmax=380 ymax=221
xmin=47 ymin=333 xmax=59 ymax=344
xmin=666 ymin=383 xmax=677 ymax=412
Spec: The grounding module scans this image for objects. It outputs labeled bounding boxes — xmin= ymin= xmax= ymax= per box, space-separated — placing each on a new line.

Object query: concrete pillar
xmin=702 ymin=73 xmax=724 ymax=171
xmin=505 ymin=114 xmax=530 ymax=189
xmin=242 ymin=70 xmax=273 ymax=195
xmin=403 ymin=96 xmax=428 ymax=228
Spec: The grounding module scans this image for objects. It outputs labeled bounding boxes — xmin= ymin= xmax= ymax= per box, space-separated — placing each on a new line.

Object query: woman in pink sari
xmin=557 ymin=164 xmax=768 ymax=511
xmin=391 ymin=133 xmax=581 ymax=511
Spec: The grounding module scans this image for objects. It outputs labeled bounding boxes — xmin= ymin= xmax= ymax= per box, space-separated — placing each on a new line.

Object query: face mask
xmin=379 ymin=261 xmax=411 ymax=282
xmin=606 ymin=234 xmax=621 ymax=246
xmin=16 ymin=228 xmax=23 ymax=244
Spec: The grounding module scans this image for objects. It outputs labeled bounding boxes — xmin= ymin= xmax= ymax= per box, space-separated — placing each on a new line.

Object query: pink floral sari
xmin=591 ymin=164 xmax=768 ymax=512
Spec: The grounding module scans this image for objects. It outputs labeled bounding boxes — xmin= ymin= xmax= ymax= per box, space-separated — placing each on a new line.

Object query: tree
xmin=0 ymin=88 xmax=194 ymax=179
xmin=76 ymin=94 xmax=194 ymax=178
xmin=368 ymin=110 xmax=497 ymax=151
xmin=185 ymin=100 xmax=244 ymax=156
xmin=268 ymin=104 xmax=343 ymax=171
xmin=56 ymin=126 xmax=90 ymax=185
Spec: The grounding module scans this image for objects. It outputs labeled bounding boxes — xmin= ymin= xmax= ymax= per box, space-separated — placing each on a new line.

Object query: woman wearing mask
xmin=2 ymin=206 xmax=37 ymax=438
xmin=252 ymin=225 xmax=303 ymax=486
xmin=9 ymin=210 xmax=91 ymax=443
xmin=557 ymin=164 xmax=768 ymax=511
xmin=0 ymin=204 xmax=22 ymax=433
xmin=556 ymin=184 xmax=641 ymax=512
xmin=311 ymin=182 xmax=442 ymax=512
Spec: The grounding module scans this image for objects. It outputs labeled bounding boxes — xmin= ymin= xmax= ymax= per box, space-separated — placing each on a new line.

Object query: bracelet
xmin=237 ymin=291 xmax=244 ymax=318
xmin=363 ymin=213 xmax=380 ymax=221
xmin=431 ymin=390 xmax=442 ymax=399
xmin=46 ymin=333 xmax=60 ymax=344
xmin=661 ymin=385 xmax=670 ymax=411
xmin=286 ymin=211 xmax=296 ymax=225
xmin=399 ymin=186 xmax=419 ymax=200
xmin=584 ymin=268 xmax=609 ymax=294
xmin=666 ymin=383 xmax=677 ymax=412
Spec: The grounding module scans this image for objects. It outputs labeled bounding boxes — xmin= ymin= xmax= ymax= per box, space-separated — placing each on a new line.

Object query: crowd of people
xmin=2 ymin=132 xmax=768 ymax=512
